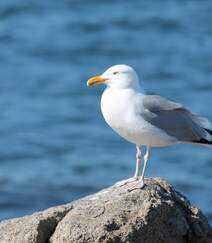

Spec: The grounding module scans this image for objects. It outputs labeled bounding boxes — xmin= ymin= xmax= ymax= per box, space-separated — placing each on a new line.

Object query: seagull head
xmin=87 ymin=64 xmax=140 ymax=89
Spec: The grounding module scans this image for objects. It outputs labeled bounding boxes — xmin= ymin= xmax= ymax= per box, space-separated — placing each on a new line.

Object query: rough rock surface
xmin=0 ymin=204 xmax=73 ymax=243
xmin=0 ymin=177 xmax=212 ymax=243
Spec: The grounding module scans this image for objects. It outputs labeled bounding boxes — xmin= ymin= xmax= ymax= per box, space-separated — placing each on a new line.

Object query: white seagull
xmin=87 ymin=64 xmax=212 ymax=189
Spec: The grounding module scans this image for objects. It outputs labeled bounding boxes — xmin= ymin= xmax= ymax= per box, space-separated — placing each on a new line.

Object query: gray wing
xmin=140 ymin=94 xmax=211 ymax=143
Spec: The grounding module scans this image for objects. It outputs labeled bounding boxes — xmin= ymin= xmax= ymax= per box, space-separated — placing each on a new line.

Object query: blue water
xmin=0 ymin=0 xmax=212 ymax=222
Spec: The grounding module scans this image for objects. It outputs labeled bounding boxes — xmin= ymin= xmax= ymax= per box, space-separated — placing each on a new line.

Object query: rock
xmin=0 ymin=177 xmax=212 ymax=243
xmin=0 ymin=204 xmax=73 ymax=243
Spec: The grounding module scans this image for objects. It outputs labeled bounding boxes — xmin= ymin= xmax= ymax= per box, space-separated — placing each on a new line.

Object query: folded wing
xmin=140 ymin=94 xmax=212 ymax=144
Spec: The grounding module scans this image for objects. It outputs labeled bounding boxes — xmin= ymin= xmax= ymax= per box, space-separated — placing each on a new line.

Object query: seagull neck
xmin=135 ymin=84 xmax=144 ymax=93
xmin=107 ymin=84 xmax=144 ymax=94
xmin=130 ymin=79 xmax=144 ymax=93
xmin=130 ymin=83 xmax=145 ymax=94
xmin=108 ymin=81 xmax=144 ymax=92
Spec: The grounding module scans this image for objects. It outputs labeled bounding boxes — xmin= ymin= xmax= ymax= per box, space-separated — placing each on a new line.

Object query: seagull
xmin=87 ymin=64 xmax=212 ymax=189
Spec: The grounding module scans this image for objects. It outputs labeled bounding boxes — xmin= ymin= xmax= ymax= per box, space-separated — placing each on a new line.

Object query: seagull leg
xmin=140 ymin=146 xmax=151 ymax=187
xmin=128 ymin=146 xmax=151 ymax=191
xmin=115 ymin=145 xmax=142 ymax=187
xmin=134 ymin=145 xmax=141 ymax=179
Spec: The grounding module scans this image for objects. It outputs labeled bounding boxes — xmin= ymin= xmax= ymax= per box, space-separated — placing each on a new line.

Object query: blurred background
xmin=0 ymin=0 xmax=212 ymax=222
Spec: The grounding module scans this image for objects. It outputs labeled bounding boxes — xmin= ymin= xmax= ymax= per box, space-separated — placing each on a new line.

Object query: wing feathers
xmin=141 ymin=94 xmax=211 ymax=143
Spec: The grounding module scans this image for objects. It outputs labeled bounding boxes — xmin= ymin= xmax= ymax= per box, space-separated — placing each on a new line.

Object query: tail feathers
xmin=193 ymin=128 xmax=212 ymax=145
xmin=192 ymin=138 xmax=212 ymax=145
xmin=191 ymin=127 xmax=212 ymax=145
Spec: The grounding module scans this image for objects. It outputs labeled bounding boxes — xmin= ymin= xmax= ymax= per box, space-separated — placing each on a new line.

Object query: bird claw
xmin=115 ymin=177 xmax=145 ymax=191
xmin=127 ymin=180 xmax=145 ymax=192
xmin=115 ymin=177 xmax=139 ymax=187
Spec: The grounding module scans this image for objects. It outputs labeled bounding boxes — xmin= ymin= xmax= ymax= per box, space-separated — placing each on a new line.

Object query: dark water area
xmin=0 ymin=0 xmax=212 ymax=222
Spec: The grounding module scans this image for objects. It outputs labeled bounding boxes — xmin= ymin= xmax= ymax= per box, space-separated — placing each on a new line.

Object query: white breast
xmin=101 ymin=88 xmax=133 ymax=131
xmin=100 ymin=87 xmax=176 ymax=147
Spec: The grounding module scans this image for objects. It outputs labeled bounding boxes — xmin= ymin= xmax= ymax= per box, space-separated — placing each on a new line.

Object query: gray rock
xmin=0 ymin=204 xmax=73 ymax=243
xmin=0 ymin=178 xmax=212 ymax=243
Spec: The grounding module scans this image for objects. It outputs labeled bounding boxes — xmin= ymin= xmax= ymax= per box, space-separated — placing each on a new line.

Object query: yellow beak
xmin=87 ymin=75 xmax=107 ymax=86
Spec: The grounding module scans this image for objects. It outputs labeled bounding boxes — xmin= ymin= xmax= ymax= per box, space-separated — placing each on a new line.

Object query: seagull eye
xmin=113 ymin=71 xmax=119 ymax=75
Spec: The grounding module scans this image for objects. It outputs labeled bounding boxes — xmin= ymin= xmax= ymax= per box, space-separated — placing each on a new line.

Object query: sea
xmin=0 ymin=0 xmax=212 ymax=222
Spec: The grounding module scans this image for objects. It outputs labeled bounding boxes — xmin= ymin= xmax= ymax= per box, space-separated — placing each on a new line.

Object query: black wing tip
xmin=192 ymin=138 xmax=212 ymax=145
xmin=205 ymin=129 xmax=212 ymax=136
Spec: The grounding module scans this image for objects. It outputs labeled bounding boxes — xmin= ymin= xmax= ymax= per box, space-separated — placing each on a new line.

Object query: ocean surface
xmin=0 ymin=0 xmax=212 ymax=222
